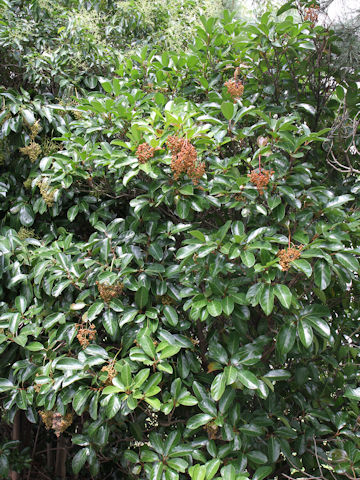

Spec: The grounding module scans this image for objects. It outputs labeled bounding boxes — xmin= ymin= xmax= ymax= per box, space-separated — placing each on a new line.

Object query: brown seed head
xmin=167 ymin=136 xmax=205 ymax=185
xmin=136 ymin=142 xmax=156 ymax=164
xmin=277 ymin=245 xmax=303 ymax=271
xmin=96 ymin=281 xmax=124 ymax=303
xmin=248 ymin=169 xmax=274 ymax=195
xmin=224 ymin=78 xmax=244 ymax=101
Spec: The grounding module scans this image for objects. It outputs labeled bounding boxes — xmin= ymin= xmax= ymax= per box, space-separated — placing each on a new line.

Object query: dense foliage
xmin=0 ymin=0 xmax=360 ymax=479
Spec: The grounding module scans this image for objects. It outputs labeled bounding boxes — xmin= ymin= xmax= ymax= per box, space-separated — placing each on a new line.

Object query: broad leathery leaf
xmin=139 ymin=335 xmax=156 ymax=358
xmin=176 ymin=244 xmax=202 ymax=260
xmin=344 ymin=387 xmax=360 ymax=400
xmin=73 ymin=389 xmax=92 ymax=415
xmin=220 ymin=464 xmax=236 ymax=480
xmin=15 ymin=296 xmax=27 ymax=314
xmin=19 ymin=205 xmax=35 ymax=226
xmin=221 ymin=101 xmax=234 ymax=120
xmin=0 ymin=379 xmax=14 ymax=392
xmin=206 ymin=458 xmax=221 ymax=479
xmin=335 ymin=252 xmax=359 ymax=272
xmin=297 ymin=319 xmax=313 ymax=348
xmin=325 ymin=194 xmax=354 ymax=209
xmin=259 ymin=285 xmax=274 ymax=315
xmin=237 ymin=369 xmax=259 ymax=390
xmin=277 ymin=324 xmax=296 ymax=354
xmin=292 ymin=259 xmax=312 ymax=277
xmin=207 ymin=300 xmax=222 ymax=317
xmin=132 ymin=368 xmax=150 ymax=389
xmin=210 ymin=372 xmax=226 ymax=401
xmin=189 ymin=464 xmax=206 ymax=480
xmin=314 ymin=260 xmax=331 ymax=290
xmin=163 ymin=430 xmax=181 ymax=456
xmin=268 ymin=436 xmax=280 ymax=463
xmin=87 ymin=301 xmax=104 ymax=321
xmin=55 ymin=358 xmax=83 ymax=370
xmin=222 ymin=297 xmax=234 ymax=316
xmin=105 ymin=394 xmax=121 ymax=418
xmin=163 ymin=305 xmax=178 ymax=326
xmin=187 ymin=414 xmax=213 ymax=430
xmin=72 ymin=448 xmax=89 ymax=474
xmin=253 ymin=466 xmax=273 ymax=480
xmin=307 ymin=316 xmax=330 ymax=338
xmin=135 ymin=286 xmax=149 ymax=309
xmin=274 ymin=284 xmax=292 ymax=309
xmin=240 ymin=250 xmax=255 ymax=267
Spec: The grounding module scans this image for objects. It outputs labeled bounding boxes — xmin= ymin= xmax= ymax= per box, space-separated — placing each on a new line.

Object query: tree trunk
xmin=10 ymin=411 xmax=21 ymax=480
xmin=55 ymin=436 xmax=67 ymax=479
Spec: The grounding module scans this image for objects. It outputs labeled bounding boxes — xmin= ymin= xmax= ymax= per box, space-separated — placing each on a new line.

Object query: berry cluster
xmin=97 ymin=281 xmax=124 ymax=303
xmin=167 ymin=135 xmax=205 ymax=185
xmin=136 ymin=142 xmax=156 ymax=164
xmin=277 ymin=245 xmax=303 ymax=271
xmin=39 ymin=411 xmax=73 ymax=437
xmin=248 ymin=168 xmax=274 ymax=195
xmin=75 ymin=322 xmax=96 ymax=348
xmin=224 ymin=78 xmax=244 ymax=101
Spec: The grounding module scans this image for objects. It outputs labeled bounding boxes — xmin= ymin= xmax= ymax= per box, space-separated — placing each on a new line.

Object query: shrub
xmin=0 ymin=1 xmax=359 ymax=479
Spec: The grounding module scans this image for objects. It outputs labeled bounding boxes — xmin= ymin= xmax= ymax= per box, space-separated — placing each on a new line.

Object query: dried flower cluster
xmin=76 ymin=322 xmax=96 ymax=348
xmin=101 ymin=363 xmax=117 ymax=385
xmin=136 ymin=142 xmax=156 ymax=164
xmin=20 ymin=141 xmax=42 ymax=163
xmin=39 ymin=410 xmax=73 ymax=437
xmin=20 ymin=120 xmax=42 ymax=162
xmin=144 ymin=410 xmax=159 ymax=428
xmin=161 ymin=294 xmax=174 ymax=305
xmin=248 ymin=169 xmax=274 ymax=195
xmin=23 ymin=177 xmax=33 ymax=189
xmin=37 ymin=178 xmax=55 ymax=207
xmin=304 ymin=4 xmax=319 ymax=27
xmin=277 ymin=245 xmax=303 ymax=271
xmin=42 ymin=137 xmax=61 ymax=156
xmin=166 ymin=135 xmax=205 ymax=185
xmin=73 ymin=109 xmax=83 ymax=120
xmin=204 ymin=421 xmax=218 ymax=440
xmin=224 ymin=78 xmax=244 ymax=101
xmin=96 ymin=281 xmax=123 ymax=303
xmin=257 ymin=136 xmax=269 ymax=148
xmin=17 ymin=227 xmax=35 ymax=240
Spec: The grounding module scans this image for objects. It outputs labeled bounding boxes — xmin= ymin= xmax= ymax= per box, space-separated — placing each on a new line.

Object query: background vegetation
xmin=0 ymin=0 xmax=359 ymax=479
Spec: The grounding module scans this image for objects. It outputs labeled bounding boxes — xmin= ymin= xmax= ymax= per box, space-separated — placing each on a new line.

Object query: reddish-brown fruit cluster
xmin=96 ymin=281 xmax=123 ymax=303
xmin=224 ymin=78 xmax=244 ymax=101
xmin=101 ymin=363 xmax=117 ymax=385
xmin=304 ymin=4 xmax=319 ymax=27
xmin=75 ymin=322 xmax=96 ymax=348
xmin=248 ymin=169 xmax=274 ymax=195
xmin=136 ymin=142 xmax=156 ymax=164
xmin=167 ymin=136 xmax=205 ymax=185
xmin=277 ymin=245 xmax=303 ymax=271
xmin=39 ymin=411 xmax=73 ymax=437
